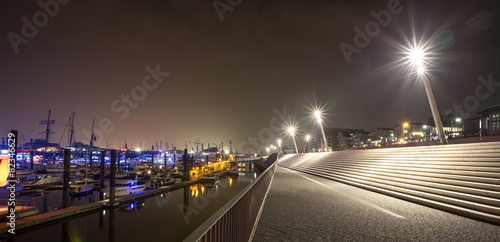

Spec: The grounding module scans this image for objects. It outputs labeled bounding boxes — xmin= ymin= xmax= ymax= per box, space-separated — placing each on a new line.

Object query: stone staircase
xmin=278 ymin=142 xmax=500 ymax=225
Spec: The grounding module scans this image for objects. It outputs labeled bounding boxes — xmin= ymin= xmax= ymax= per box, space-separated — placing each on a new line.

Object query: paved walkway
xmin=253 ymin=166 xmax=500 ymax=241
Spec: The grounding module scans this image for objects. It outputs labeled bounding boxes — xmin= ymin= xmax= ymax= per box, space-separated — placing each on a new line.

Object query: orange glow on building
xmin=0 ymin=156 xmax=10 ymax=186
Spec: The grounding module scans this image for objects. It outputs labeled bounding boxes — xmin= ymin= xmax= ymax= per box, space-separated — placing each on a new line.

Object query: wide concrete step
xmin=364 ymin=142 xmax=500 ymax=152
xmin=277 ymin=142 xmax=500 ymax=225
xmin=319 ymin=158 xmax=500 ymax=168
xmin=291 ymin=167 xmax=500 ymax=217
xmin=315 ymin=161 xmax=500 ymax=175
xmin=314 ymin=164 xmax=500 ymax=188
xmin=336 ymin=157 xmax=500 ymax=163
xmin=306 ymin=162 xmax=500 ymax=179
xmin=288 ymin=166 xmax=500 ymax=225
xmin=303 ymin=166 xmax=500 ymax=204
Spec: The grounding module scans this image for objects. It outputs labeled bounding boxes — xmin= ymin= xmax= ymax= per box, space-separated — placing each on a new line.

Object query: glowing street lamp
xmin=304 ymin=134 xmax=311 ymax=153
xmin=407 ymin=47 xmax=447 ymax=144
xmin=402 ymin=122 xmax=409 ymax=142
xmin=277 ymin=139 xmax=282 ymax=155
xmin=313 ymin=109 xmax=328 ymax=152
xmin=288 ymin=126 xmax=299 ymax=154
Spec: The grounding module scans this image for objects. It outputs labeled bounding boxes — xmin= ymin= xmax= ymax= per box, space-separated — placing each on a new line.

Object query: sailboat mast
xmin=89 ymin=118 xmax=95 ymax=168
xmin=39 ymin=110 xmax=54 ymax=163
xmin=68 ymin=112 xmax=75 ymax=147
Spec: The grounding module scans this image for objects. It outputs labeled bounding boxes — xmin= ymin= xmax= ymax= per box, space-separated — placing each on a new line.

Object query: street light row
xmin=265 ymin=109 xmax=330 ymax=154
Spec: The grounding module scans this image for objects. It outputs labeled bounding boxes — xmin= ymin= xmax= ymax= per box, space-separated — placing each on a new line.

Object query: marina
xmin=2 ymin=172 xmax=258 ymax=241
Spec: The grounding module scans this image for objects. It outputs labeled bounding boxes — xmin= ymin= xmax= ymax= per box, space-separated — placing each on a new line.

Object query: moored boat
xmin=102 ymin=179 xmax=146 ymax=198
xmin=201 ymin=172 xmax=221 ymax=183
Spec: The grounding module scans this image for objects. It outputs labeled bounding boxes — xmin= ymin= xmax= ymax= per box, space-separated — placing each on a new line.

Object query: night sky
xmin=1 ymin=0 xmax=499 ymax=152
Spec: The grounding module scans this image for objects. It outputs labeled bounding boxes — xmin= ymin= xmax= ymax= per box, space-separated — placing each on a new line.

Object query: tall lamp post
xmin=288 ymin=126 xmax=299 ymax=154
xmin=408 ymin=47 xmax=447 ymax=144
xmin=314 ymin=110 xmax=329 ymax=152
xmin=277 ymin=139 xmax=282 ymax=155
xmin=304 ymin=135 xmax=311 ymax=153
xmin=402 ymin=122 xmax=409 ymax=143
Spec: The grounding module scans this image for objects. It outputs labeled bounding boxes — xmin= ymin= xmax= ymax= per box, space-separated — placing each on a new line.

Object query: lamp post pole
xmin=288 ymin=127 xmax=299 ymax=154
xmin=422 ymin=76 xmax=447 ymax=144
xmin=319 ymin=123 xmax=328 ymax=151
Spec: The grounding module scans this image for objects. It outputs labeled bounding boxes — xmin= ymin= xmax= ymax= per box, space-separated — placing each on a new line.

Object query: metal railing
xmin=184 ymin=162 xmax=277 ymax=242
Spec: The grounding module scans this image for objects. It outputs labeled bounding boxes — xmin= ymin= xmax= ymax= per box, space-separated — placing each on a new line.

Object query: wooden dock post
xmin=62 ymin=148 xmax=70 ymax=208
xmin=109 ymin=149 xmax=117 ymax=206
xmin=183 ymin=149 xmax=188 ymax=181
xmin=100 ymin=150 xmax=106 ymax=200
xmin=30 ymin=150 xmax=34 ymax=170
xmin=164 ymin=151 xmax=167 ymax=174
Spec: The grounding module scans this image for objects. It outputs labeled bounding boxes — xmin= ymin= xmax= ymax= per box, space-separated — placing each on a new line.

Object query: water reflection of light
xmin=195 ymin=190 xmax=199 ymax=197
xmin=229 ymin=178 xmax=233 ymax=187
xmin=103 ymin=210 xmax=106 ymax=216
xmin=201 ymin=186 xmax=205 ymax=194
xmin=129 ymin=202 xmax=137 ymax=209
